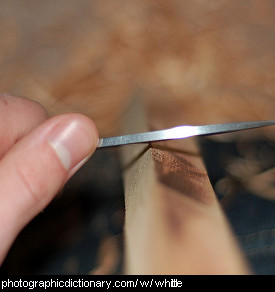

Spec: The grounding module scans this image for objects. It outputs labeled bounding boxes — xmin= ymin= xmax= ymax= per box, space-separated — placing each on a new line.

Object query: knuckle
xmin=16 ymin=163 xmax=47 ymax=206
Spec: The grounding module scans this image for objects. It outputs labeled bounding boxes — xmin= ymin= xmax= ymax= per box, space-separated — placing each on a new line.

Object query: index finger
xmin=0 ymin=94 xmax=48 ymax=158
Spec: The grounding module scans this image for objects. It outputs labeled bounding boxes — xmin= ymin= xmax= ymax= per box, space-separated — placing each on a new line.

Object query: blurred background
xmin=0 ymin=0 xmax=274 ymax=274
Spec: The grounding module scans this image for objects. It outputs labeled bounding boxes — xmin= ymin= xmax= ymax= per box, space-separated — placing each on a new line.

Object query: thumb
xmin=0 ymin=113 xmax=98 ymax=263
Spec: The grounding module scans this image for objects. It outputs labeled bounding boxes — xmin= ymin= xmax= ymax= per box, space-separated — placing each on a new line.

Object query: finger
xmin=0 ymin=94 xmax=48 ymax=158
xmin=0 ymin=113 xmax=98 ymax=263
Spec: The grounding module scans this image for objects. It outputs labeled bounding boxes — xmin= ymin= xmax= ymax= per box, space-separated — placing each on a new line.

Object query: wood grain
xmin=0 ymin=1 xmax=274 ymax=274
xmin=0 ymin=1 xmax=274 ymax=139
xmin=121 ymin=96 xmax=250 ymax=274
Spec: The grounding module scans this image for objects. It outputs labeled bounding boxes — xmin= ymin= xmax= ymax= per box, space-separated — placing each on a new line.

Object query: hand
xmin=0 ymin=94 xmax=98 ymax=264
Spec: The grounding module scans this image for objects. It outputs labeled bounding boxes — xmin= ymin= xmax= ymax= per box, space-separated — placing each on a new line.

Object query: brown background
xmin=0 ymin=0 xmax=275 ymax=138
xmin=0 ymin=0 xmax=275 ymax=274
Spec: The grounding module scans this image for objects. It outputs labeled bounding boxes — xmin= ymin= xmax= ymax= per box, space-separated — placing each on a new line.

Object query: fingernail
xmin=48 ymin=118 xmax=97 ymax=171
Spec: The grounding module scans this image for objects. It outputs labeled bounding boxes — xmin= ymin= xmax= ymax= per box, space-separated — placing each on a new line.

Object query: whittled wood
xmin=121 ymin=97 xmax=250 ymax=274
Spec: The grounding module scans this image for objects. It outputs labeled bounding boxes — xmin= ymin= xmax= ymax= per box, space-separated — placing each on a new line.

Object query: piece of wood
xmin=121 ymin=96 xmax=250 ymax=274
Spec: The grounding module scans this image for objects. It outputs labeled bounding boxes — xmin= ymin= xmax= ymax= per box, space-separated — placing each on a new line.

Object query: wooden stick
xmin=120 ymin=96 xmax=250 ymax=274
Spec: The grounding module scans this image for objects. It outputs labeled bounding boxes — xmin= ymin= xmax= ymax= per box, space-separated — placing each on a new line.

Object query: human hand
xmin=0 ymin=94 xmax=98 ymax=264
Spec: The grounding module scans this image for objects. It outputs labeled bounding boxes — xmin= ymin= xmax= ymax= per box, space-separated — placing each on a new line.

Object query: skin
xmin=0 ymin=94 xmax=98 ymax=264
xmin=0 ymin=93 xmax=250 ymax=274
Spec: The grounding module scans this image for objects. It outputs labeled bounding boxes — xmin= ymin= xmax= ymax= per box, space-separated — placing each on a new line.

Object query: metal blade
xmin=97 ymin=120 xmax=275 ymax=148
